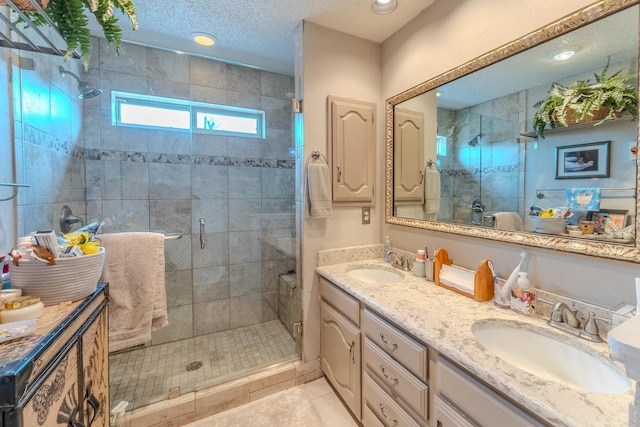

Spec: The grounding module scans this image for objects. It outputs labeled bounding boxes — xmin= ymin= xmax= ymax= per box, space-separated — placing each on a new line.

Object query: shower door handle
xmin=199 ymin=218 xmax=205 ymax=249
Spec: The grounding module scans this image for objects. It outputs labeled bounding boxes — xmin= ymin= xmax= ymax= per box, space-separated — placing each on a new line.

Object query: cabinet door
xmin=22 ymin=344 xmax=82 ymax=427
xmin=329 ymin=96 xmax=376 ymax=204
xmin=82 ymin=307 xmax=109 ymax=427
xmin=394 ymin=108 xmax=425 ymax=203
xmin=320 ymin=301 xmax=362 ymax=420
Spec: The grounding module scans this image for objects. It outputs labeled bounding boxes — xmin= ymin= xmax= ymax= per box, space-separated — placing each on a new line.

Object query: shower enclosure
xmin=437 ymin=108 xmax=525 ymax=225
xmin=10 ymin=37 xmax=301 ymax=412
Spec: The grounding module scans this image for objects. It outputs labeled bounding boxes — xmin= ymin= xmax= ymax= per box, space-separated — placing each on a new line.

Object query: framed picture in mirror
xmin=555 ymin=141 xmax=611 ymax=179
xmin=587 ymin=209 xmax=629 ymax=235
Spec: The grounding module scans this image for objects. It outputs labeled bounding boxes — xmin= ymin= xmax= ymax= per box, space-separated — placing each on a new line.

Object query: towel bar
xmin=164 ymin=233 xmax=182 ymax=240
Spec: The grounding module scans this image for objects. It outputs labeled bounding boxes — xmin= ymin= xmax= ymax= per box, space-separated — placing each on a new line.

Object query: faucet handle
xmin=582 ymin=312 xmax=604 ymax=343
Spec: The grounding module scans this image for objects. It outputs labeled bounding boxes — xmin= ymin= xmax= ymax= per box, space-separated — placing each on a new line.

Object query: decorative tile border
xmin=22 ymin=124 xmax=294 ymax=169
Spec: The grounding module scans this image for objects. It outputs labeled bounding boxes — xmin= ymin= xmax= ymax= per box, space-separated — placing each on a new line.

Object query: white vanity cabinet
xmin=319 ymin=278 xmax=362 ymax=420
xmin=433 ymin=355 xmax=546 ymax=427
xmin=362 ymin=308 xmax=429 ymax=426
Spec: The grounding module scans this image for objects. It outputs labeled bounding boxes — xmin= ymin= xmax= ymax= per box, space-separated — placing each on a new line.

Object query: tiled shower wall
xmin=14 ymin=38 xmax=296 ymax=345
xmin=437 ymin=91 xmax=524 ymax=224
xmin=84 ymin=40 xmax=296 ymax=345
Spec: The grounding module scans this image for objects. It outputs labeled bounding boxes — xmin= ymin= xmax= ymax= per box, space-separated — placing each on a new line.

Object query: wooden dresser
xmin=0 ymin=283 xmax=108 ymax=427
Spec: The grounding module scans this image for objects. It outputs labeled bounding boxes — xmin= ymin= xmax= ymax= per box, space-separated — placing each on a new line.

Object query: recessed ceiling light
xmin=191 ymin=32 xmax=216 ymax=47
xmin=372 ymin=0 xmax=397 ymax=15
xmin=551 ymin=48 xmax=578 ymax=61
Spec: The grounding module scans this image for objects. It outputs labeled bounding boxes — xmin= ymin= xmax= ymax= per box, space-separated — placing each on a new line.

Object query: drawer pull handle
xmin=380 ymin=365 xmax=399 ymax=385
xmin=437 ymin=421 xmax=443 ymax=427
xmin=379 ymin=404 xmax=398 ymax=425
xmin=379 ymin=332 xmax=398 ymax=350
xmin=349 ymin=340 xmax=356 ymax=363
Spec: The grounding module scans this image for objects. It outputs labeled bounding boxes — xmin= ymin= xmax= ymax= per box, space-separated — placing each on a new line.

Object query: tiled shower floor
xmin=109 ymin=320 xmax=299 ymax=411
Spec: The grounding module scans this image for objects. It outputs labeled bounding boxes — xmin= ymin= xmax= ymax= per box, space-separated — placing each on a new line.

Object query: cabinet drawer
xmin=437 ymin=357 xmax=544 ymax=427
xmin=363 ymin=404 xmax=387 ymax=427
xmin=363 ymin=373 xmax=420 ymax=427
xmin=432 ymin=395 xmax=474 ymax=427
xmin=364 ymin=338 xmax=428 ymax=420
xmin=320 ymin=277 xmax=360 ymax=325
xmin=363 ymin=309 xmax=427 ymax=381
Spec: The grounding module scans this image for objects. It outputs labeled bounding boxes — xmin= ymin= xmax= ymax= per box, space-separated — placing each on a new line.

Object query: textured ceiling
xmin=108 ymin=0 xmax=437 ymax=76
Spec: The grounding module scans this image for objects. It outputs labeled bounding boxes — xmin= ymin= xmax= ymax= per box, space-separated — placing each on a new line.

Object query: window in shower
xmin=112 ymin=91 xmax=266 ymax=138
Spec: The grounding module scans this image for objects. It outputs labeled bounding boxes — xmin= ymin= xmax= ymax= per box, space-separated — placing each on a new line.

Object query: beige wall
xmin=299 ymin=22 xmax=383 ymax=362
xmin=380 ymin=0 xmax=639 ymax=307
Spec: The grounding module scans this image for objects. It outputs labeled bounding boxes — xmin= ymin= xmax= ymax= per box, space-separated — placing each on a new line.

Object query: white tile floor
xmin=184 ymin=377 xmax=358 ymax=426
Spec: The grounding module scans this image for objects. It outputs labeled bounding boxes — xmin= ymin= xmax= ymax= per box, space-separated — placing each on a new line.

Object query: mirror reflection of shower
xmin=467 ymin=133 xmax=482 ymax=147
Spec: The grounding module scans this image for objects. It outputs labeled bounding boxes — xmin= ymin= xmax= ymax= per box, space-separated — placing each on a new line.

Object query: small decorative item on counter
xmin=0 ymin=296 xmax=44 ymax=323
xmin=0 ymin=319 xmax=37 ymax=343
xmin=510 ymin=272 xmax=536 ymax=315
xmin=413 ymin=250 xmax=426 ymax=277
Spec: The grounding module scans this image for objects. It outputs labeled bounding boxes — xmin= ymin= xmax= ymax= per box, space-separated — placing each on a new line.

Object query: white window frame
xmin=112 ymin=91 xmax=266 ymax=139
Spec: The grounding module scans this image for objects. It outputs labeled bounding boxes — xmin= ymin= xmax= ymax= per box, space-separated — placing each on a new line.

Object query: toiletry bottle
xmin=510 ymin=272 xmax=536 ymax=315
xmin=414 ymin=249 xmax=426 ymax=277
xmin=383 ymin=236 xmax=392 ymax=262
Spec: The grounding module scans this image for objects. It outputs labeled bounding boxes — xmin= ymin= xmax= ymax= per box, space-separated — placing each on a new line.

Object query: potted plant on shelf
xmin=5 ymin=0 xmax=138 ymax=70
xmin=532 ymin=57 xmax=638 ymax=138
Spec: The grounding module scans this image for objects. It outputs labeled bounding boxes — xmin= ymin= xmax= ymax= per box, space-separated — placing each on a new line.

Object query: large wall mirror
xmin=385 ymin=0 xmax=640 ymax=263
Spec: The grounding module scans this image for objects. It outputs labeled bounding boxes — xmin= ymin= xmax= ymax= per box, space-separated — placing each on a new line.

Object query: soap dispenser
xmin=383 ymin=236 xmax=392 ymax=262
xmin=510 ymin=272 xmax=536 ymax=315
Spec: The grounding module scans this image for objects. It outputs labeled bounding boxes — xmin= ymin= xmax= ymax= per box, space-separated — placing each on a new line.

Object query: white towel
xmin=492 ymin=212 xmax=524 ymax=231
xmin=423 ymin=167 xmax=441 ymax=217
xmin=97 ymin=232 xmax=168 ymax=352
xmin=307 ymin=161 xmax=332 ymax=218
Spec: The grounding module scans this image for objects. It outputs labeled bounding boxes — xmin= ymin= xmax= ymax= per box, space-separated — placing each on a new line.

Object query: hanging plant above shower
xmin=5 ymin=0 xmax=138 ymax=70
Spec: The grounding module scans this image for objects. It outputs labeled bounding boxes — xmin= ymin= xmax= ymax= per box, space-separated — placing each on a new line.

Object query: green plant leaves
xmin=532 ymin=57 xmax=638 ymax=138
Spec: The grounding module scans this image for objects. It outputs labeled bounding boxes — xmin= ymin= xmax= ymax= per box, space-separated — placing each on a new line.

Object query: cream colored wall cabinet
xmin=327 ymin=96 xmax=376 ymax=204
xmin=394 ymin=108 xmax=425 ymax=203
xmin=0 ymin=284 xmax=109 ymax=427
xmin=320 ymin=278 xmax=362 ymax=420
xmin=434 ymin=355 xmax=547 ymax=427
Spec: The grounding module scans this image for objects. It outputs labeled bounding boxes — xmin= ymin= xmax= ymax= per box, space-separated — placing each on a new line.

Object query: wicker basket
xmin=532 ymin=217 xmax=567 ymax=235
xmin=10 ymin=248 xmax=105 ymax=306
xmin=0 ymin=0 xmax=48 ymax=11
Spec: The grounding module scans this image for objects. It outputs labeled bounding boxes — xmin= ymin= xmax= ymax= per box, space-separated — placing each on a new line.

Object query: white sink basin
xmin=472 ymin=319 xmax=630 ymax=394
xmin=346 ymin=266 xmax=404 ymax=284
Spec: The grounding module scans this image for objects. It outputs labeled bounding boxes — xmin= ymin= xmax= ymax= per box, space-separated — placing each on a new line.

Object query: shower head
xmin=467 ymin=134 xmax=482 ymax=147
xmin=58 ymin=66 xmax=103 ymax=99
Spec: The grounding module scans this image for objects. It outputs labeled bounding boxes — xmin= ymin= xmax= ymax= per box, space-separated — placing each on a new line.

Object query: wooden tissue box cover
xmin=433 ymin=248 xmax=494 ymax=302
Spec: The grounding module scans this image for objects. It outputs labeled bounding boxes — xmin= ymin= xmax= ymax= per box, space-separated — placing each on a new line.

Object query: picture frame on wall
xmin=586 ymin=209 xmax=628 ymax=234
xmin=555 ymin=141 xmax=611 ymax=179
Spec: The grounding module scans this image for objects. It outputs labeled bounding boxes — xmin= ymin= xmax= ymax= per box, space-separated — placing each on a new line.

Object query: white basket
xmin=532 ymin=217 xmax=567 ymax=235
xmin=10 ymin=248 xmax=105 ymax=306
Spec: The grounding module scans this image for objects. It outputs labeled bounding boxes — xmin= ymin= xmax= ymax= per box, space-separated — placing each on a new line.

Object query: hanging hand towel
xmin=492 ymin=212 xmax=524 ymax=231
xmin=566 ymin=188 xmax=601 ymax=211
xmin=307 ymin=161 xmax=332 ymax=218
xmin=98 ymin=232 xmax=168 ymax=352
xmin=423 ymin=166 xmax=441 ymax=219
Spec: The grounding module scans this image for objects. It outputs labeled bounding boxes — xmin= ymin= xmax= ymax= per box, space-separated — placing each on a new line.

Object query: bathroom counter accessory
xmin=433 ymin=248 xmax=494 ymax=302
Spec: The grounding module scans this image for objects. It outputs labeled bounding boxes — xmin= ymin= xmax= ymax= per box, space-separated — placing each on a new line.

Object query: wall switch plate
xmin=362 ymin=207 xmax=370 ymax=224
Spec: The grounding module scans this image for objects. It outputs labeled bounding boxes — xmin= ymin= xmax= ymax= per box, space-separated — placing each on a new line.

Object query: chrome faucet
xmin=386 ymin=251 xmax=410 ymax=271
xmin=548 ymin=302 xmax=603 ymax=343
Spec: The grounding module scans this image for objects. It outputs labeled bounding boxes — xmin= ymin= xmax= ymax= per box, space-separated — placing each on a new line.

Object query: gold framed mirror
xmin=385 ymin=0 xmax=640 ymax=263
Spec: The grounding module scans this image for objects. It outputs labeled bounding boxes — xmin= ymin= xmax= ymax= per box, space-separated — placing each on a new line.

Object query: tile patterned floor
xmin=109 ymin=320 xmax=299 ymax=410
xmin=183 ymin=377 xmax=358 ymax=427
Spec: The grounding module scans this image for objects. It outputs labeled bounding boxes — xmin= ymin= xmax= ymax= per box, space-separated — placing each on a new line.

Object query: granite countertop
xmin=316 ymin=259 xmax=634 ymax=427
